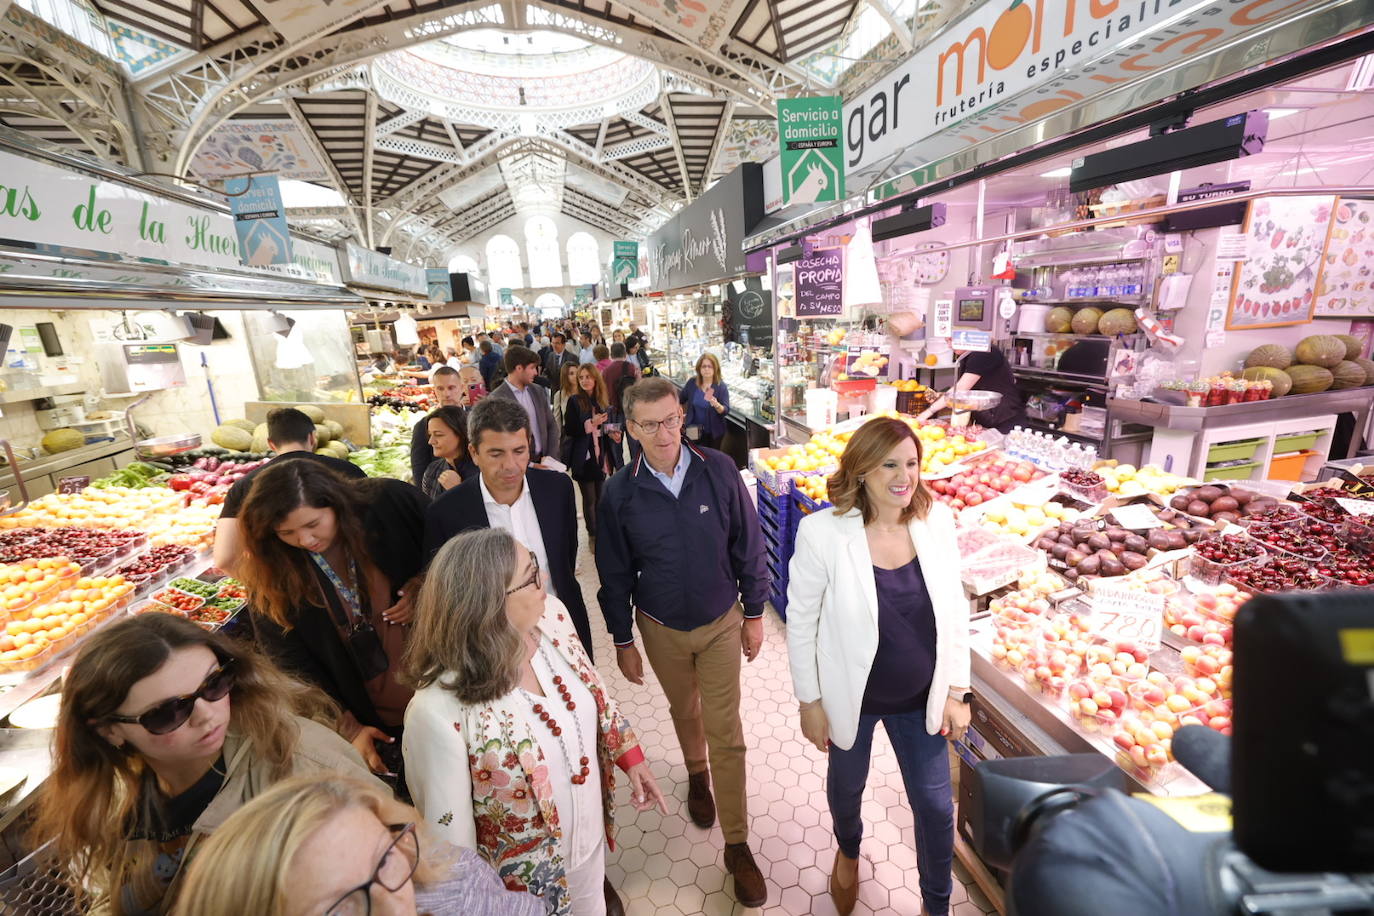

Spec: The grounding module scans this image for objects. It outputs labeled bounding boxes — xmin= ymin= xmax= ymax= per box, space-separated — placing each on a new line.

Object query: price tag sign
xmin=1089 ymin=582 xmax=1164 ymax=651
xmin=1336 ymin=498 xmax=1374 ymax=517
xmin=1110 ymin=503 xmax=1165 ymax=529
xmin=57 ymin=476 xmax=90 ymax=495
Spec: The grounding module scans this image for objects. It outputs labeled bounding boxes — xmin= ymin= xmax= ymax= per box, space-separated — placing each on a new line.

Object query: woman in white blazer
xmin=786 ymin=416 xmax=971 ymax=916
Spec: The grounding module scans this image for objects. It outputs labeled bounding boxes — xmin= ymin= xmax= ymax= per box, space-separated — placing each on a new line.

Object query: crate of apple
xmin=926 ymin=458 xmax=1042 ymax=511
xmin=1226 ymin=555 xmax=1329 ymax=593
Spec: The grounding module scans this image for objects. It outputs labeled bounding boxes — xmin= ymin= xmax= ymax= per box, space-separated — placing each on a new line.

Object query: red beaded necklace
xmin=527 ymin=640 xmax=592 ymax=785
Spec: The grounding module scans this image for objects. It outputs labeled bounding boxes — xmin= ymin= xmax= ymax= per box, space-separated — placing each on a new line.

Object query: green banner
xmin=612 ymin=241 xmax=638 ymax=282
xmin=498 ymin=287 xmax=513 ymax=306
xmin=777 ymin=95 xmax=844 ymax=206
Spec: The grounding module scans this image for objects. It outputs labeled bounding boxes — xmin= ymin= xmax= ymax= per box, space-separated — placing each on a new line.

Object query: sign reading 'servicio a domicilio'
xmin=777 ymin=96 xmax=843 ymax=206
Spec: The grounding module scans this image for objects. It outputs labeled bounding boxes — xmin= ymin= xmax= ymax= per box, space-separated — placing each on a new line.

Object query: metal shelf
xmin=1012 ymin=332 xmax=1145 ymax=342
xmin=1013 ymin=297 xmax=1147 ymax=306
xmin=1012 ymin=366 xmax=1111 ymax=389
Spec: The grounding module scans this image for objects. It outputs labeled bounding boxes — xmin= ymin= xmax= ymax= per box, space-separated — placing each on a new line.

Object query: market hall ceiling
xmin=0 ymin=0 xmax=964 ymax=261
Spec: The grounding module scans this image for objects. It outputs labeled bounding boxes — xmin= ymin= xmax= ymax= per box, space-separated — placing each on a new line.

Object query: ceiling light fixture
xmin=1265 ymin=108 xmax=1304 ymax=120
xmin=1039 ymin=167 xmax=1074 ymax=178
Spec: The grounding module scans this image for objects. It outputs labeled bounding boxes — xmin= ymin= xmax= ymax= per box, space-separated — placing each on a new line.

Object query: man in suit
xmin=542 ymin=332 xmax=579 ymax=388
xmin=488 ymin=345 xmax=560 ymax=463
xmin=423 ymin=397 xmax=594 ymax=659
xmin=409 ymin=366 xmax=468 ymax=483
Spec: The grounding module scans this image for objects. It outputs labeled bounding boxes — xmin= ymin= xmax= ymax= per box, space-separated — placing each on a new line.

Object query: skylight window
xmin=14 ymin=0 xmax=116 ymax=60
xmin=796 ymin=3 xmax=899 ymax=86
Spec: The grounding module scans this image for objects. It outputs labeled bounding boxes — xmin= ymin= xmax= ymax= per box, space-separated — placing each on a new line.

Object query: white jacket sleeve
xmin=404 ymin=690 xmax=477 ymax=850
xmin=934 ymin=504 xmax=971 ymax=689
xmin=785 ymin=517 xmax=829 ymax=705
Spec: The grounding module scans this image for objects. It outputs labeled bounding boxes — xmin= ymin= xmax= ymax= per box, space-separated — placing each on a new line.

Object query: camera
xmin=967 ymin=591 xmax=1374 ymax=915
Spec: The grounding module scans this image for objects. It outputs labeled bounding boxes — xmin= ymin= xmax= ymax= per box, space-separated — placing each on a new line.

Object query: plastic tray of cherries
xmin=1059 ymin=468 xmax=1109 ymax=504
xmin=1225 ymin=554 xmax=1331 ymax=594
xmin=1185 ymin=533 xmax=1267 ymax=585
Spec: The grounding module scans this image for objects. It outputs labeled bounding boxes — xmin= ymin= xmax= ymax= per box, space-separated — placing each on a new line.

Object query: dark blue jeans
xmin=827 ymin=710 xmax=954 ymax=916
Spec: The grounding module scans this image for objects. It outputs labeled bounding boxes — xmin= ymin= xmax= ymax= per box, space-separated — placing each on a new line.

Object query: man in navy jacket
xmin=595 ymin=377 xmax=770 ymax=908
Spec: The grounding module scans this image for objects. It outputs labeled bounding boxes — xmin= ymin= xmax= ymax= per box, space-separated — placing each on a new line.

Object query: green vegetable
xmin=92 ymin=462 xmax=168 ymax=489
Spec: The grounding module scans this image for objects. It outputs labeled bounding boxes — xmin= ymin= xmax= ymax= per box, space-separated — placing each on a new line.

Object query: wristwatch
xmin=955 ymin=690 xmax=974 ymax=704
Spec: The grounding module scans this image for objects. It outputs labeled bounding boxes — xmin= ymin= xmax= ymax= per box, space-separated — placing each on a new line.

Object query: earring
xmin=857 ymin=476 xmax=865 ymax=483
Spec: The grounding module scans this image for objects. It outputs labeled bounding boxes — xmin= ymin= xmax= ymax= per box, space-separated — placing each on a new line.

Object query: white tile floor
xmin=571 ymin=535 xmax=999 ymax=916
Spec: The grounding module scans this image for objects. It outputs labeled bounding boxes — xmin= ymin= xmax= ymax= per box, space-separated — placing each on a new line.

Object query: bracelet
xmin=798 ymin=698 xmax=822 ymax=711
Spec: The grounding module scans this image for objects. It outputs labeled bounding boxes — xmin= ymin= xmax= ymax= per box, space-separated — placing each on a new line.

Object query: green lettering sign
xmin=777 ymin=96 xmax=844 ymax=206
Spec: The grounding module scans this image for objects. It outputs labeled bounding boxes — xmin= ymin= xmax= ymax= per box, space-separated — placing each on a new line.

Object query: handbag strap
xmin=308 ymin=552 xmax=373 ymax=628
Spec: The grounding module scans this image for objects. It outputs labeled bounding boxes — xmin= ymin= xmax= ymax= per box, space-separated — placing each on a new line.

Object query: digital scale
xmin=95 ymin=342 xmax=187 ymax=393
xmin=953 ymin=287 xmax=997 ymax=331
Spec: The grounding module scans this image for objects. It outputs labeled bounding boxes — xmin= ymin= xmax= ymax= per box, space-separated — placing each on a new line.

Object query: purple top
xmin=862 ymin=556 xmax=937 ymax=716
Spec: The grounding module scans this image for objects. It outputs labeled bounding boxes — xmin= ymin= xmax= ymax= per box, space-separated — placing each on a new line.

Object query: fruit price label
xmin=1089 ymin=583 xmax=1164 ymax=651
xmin=57 ymin=476 xmax=90 ymax=494
xmin=1336 ymin=498 xmax=1374 ymax=517
xmin=1110 ymin=504 xmax=1165 ymax=530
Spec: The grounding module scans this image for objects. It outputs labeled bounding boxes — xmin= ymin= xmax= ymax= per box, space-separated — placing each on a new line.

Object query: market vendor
xmin=916 ymin=347 xmax=1028 ymax=434
xmin=213 ymin=408 xmax=365 ymax=575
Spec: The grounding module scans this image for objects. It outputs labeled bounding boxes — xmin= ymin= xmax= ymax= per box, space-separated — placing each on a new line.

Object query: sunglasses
xmin=102 ymin=660 xmax=236 ymax=735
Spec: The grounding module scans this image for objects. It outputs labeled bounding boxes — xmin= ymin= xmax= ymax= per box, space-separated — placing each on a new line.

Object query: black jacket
xmin=596 ymin=444 xmax=769 ymax=647
xmin=422 ymin=467 xmax=595 ymax=658
xmin=253 ymin=478 xmax=429 ymax=731
xmin=542 ymin=347 xmax=579 ymax=389
xmin=562 ymin=394 xmax=623 ymax=482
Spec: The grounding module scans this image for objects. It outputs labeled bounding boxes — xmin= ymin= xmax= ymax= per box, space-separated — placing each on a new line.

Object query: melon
xmin=211 ymin=425 xmax=253 ymax=451
xmin=1335 ymin=334 xmax=1363 ymax=361
xmin=323 ymin=419 xmax=344 ymax=439
xmin=1243 ymin=344 xmax=1294 ymax=371
xmin=1353 ymin=358 xmax=1374 ymax=386
xmin=1330 ymin=360 xmax=1367 ymax=390
xmin=41 ymin=428 xmax=85 ymax=454
xmin=1045 ymin=306 xmax=1074 ymax=334
xmin=1286 ymin=364 xmax=1334 ymax=394
xmin=253 ymin=422 xmax=268 ymax=441
xmin=223 ymin=418 xmax=257 ymax=433
xmin=313 ymin=424 xmax=333 ymax=445
xmin=298 ymin=404 xmax=326 ymax=423
xmin=1098 ymin=308 xmax=1138 ymax=336
xmin=1071 ymin=307 xmax=1103 ymax=335
xmin=327 ymin=440 xmax=350 ymax=459
xmin=1294 ymin=335 xmax=1347 ymax=369
xmin=1241 ymin=366 xmax=1293 ymax=397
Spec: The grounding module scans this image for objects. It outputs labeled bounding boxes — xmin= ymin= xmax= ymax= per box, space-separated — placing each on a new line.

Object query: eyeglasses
xmin=103 ymin=660 xmax=236 ymax=735
xmin=325 ymin=823 xmax=420 ymax=916
xmin=630 ymin=414 xmax=683 ymax=435
xmin=506 ymin=553 xmax=541 ymax=595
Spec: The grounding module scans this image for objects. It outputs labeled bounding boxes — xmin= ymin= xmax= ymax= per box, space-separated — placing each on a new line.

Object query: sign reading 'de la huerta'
xmin=777 ymin=96 xmax=844 ymax=206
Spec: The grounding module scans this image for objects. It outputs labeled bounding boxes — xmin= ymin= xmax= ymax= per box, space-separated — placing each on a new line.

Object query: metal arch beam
xmin=376 ymin=108 xmax=425 ymax=138
xmin=658 ymin=92 xmax=693 ymax=203
xmin=280 ymin=96 xmax=366 ymax=242
xmin=701 ymin=99 xmax=736 ymax=185
xmin=363 ymin=91 xmax=378 ymax=247
xmin=868 ymin=0 xmax=915 ymax=52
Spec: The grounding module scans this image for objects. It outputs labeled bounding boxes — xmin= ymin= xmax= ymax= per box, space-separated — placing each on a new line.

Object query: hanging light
xmin=394 ymin=310 xmax=420 ymax=346
xmin=844 ymin=220 xmax=883 ymax=310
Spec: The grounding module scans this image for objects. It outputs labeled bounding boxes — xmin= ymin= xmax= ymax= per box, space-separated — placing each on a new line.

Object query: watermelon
xmin=1294 ymin=335 xmax=1347 ymax=369
xmin=1330 ymin=361 xmax=1367 ymax=390
xmin=1335 ymin=334 xmax=1364 ymax=361
xmin=1071 ymin=307 xmax=1103 ymax=335
xmin=1241 ymin=366 xmax=1292 ymax=397
xmin=1045 ymin=307 xmax=1074 ymax=333
xmin=1286 ymin=364 xmax=1334 ymax=394
xmin=1353 ymin=358 xmax=1374 ymax=386
xmin=1098 ymin=308 xmax=1138 ymax=336
xmin=1243 ymin=344 xmax=1294 ymax=371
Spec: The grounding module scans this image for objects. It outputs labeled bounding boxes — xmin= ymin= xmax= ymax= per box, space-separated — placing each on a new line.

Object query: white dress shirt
xmin=508 ymin=382 xmax=543 ymax=457
xmin=479 ymin=473 xmax=556 ymax=599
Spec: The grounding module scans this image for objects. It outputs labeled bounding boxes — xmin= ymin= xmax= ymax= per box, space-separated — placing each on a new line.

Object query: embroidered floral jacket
xmin=403 ymin=597 xmax=645 ymax=916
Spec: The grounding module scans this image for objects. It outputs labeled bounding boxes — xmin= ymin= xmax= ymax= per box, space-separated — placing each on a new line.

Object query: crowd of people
xmin=34 ymin=318 xmax=972 ymax=916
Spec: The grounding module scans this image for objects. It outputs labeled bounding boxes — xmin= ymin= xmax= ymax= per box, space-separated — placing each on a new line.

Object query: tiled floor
xmin=570 ymin=535 xmax=999 ymax=916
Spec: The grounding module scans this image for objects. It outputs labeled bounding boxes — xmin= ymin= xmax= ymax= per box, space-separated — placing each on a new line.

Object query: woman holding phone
xmin=679 ymin=352 xmax=729 ymax=451
xmin=562 ymin=364 xmax=621 ymax=540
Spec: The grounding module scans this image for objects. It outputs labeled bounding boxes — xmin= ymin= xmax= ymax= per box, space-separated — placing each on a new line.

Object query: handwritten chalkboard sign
xmin=795 ymin=248 xmax=844 ymax=317
xmin=58 ymin=476 xmax=90 ymax=494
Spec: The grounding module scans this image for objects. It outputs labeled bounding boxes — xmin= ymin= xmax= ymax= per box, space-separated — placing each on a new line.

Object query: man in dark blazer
xmin=542 ymin=332 xmax=580 ymax=388
xmin=423 ymin=397 xmax=595 ymax=659
xmin=488 ymin=345 xmax=561 ymax=464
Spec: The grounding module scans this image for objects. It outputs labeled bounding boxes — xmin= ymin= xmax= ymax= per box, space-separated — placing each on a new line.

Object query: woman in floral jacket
xmin=403 ymin=528 xmax=666 ymax=916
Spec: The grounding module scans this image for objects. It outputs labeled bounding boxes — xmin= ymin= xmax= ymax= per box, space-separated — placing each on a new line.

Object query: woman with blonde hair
xmin=173 ymin=774 xmax=542 ymax=916
xmin=32 ymin=612 xmax=379 ymax=914
xmin=402 ymin=528 xmax=667 ymax=916
xmin=786 ymin=416 xmax=970 ymax=916
xmin=562 ymin=363 xmax=621 ymax=539
xmin=552 ymin=362 xmax=579 ymax=432
xmin=678 ymin=352 xmax=729 ymax=450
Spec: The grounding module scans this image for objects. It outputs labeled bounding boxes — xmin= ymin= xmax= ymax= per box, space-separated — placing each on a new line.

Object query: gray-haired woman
xmin=402 ymin=529 xmax=666 ymax=916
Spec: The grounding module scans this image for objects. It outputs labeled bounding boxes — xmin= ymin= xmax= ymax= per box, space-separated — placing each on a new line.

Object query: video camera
xmin=967 ymin=591 xmax=1374 ymax=915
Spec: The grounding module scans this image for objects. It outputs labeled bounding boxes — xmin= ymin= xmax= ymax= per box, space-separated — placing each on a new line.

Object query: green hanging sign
xmin=777 ymin=95 xmax=844 ymax=206
xmin=612 ymin=241 xmax=638 ymax=282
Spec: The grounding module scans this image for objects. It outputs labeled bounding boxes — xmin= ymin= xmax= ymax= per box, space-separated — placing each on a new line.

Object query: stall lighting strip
xmin=861 ymin=184 xmax=1374 ymax=259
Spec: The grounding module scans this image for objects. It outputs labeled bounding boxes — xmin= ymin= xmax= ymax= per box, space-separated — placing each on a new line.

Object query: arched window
xmin=534 ymin=292 xmax=566 ymax=314
xmin=485 ymin=236 xmax=523 ymax=291
xmin=566 ymin=232 xmax=601 ymax=285
xmin=524 ymin=216 xmax=563 ymax=288
xmin=448 ymin=253 xmax=480 ymax=276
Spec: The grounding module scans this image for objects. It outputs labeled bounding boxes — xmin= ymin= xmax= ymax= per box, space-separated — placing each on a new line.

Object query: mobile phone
xmin=468 ymin=382 xmax=487 ymax=403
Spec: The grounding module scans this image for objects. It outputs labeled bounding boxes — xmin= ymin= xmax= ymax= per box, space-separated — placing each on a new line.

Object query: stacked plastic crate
xmin=756 ymin=480 xmax=794 ymax=619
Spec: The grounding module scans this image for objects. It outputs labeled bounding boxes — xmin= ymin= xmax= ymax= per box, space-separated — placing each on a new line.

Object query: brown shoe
xmin=603 ymin=877 xmax=624 ymax=916
xmin=830 ymin=849 xmax=859 ymax=915
xmin=724 ymin=842 xmax=767 ymax=908
xmin=686 ymin=770 xmax=715 ymax=829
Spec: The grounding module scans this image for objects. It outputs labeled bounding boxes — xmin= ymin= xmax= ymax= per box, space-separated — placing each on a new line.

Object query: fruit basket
xmin=1185 ymin=533 xmax=1267 ymax=585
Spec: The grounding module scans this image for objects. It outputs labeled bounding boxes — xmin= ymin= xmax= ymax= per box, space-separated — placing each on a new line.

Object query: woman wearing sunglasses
xmin=402 ymin=529 xmax=668 ymax=916
xmin=174 ymin=774 xmax=542 ymax=916
xmin=237 ymin=461 xmax=429 ymax=778
xmin=31 ymin=612 xmax=381 ymax=914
